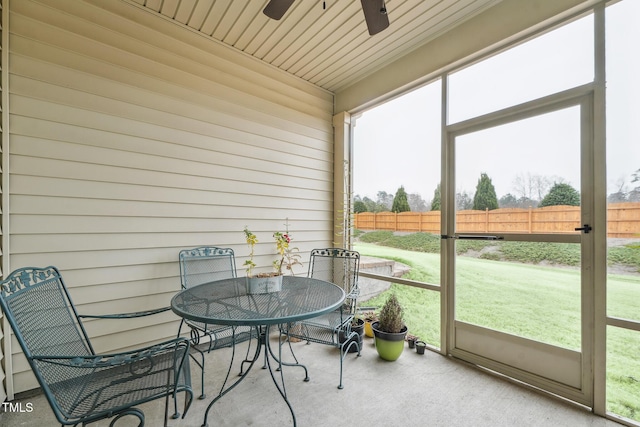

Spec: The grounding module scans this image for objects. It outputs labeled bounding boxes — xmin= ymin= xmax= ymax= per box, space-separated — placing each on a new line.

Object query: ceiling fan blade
xmin=263 ymin=0 xmax=295 ymax=20
xmin=360 ymin=0 xmax=390 ymax=35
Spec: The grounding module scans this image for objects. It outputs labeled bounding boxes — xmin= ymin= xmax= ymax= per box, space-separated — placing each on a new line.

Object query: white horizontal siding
xmin=6 ymin=0 xmax=334 ymax=393
xmin=0 ymin=0 xmax=6 ymax=405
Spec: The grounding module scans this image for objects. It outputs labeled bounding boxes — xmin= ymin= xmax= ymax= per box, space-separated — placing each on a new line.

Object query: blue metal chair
xmin=178 ymin=246 xmax=253 ymax=398
xmin=0 ymin=266 xmax=193 ymax=427
xmin=282 ymin=248 xmax=361 ymax=389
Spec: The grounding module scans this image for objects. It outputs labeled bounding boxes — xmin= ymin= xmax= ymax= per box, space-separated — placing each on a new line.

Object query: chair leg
xmin=338 ymin=348 xmax=345 ymax=390
xmin=239 ymin=327 xmax=258 ymax=375
xmin=337 ymin=333 xmax=361 ymax=389
xmin=190 ymin=346 xmax=206 ymax=400
xmin=110 ymin=408 xmax=145 ymax=427
xmin=165 ymin=374 xmax=171 ymax=426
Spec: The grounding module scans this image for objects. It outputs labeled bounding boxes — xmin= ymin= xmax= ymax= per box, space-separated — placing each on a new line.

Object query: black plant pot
xmin=339 ymin=318 xmax=365 ymax=353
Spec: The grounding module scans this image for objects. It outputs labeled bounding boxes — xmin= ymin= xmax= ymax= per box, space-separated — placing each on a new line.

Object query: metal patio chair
xmin=178 ymin=246 xmax=253 ymax=398
xmin=0 ymin=266 xmax=193 ymax=427
xmin=282 ymin=248 xmax=361 ymax=389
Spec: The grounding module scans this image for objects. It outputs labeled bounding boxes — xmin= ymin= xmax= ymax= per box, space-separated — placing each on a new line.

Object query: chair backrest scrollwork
xmin=308 ymin=248 xmax=360 ymax=312
xmin=0 ymin=266 xmax=93 ymax=360
xmin=179 ymin=246 xmax=237 ymax=289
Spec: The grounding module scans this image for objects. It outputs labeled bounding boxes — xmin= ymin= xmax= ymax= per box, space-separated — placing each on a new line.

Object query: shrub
xmin=377 ymin=293 xmax=404 ymax=333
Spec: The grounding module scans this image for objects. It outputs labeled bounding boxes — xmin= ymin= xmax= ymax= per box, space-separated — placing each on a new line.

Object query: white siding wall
xmin=6 ymin=0 xmax=334 ymax=394
xmin=1 ymin=0 xmax=7 ymax=404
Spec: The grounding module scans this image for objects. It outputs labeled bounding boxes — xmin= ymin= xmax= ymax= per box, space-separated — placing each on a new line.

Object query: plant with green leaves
xmin=244 ymin=221 xmax=302 ymax=277
xmin=391 ymin=186 xmax=411 ymax=213
xmin=431 ymin=183 xmax=441 ymax=211
xmin=243 ymin=226 xmax=258 ymax=277
xmin=273 ymin=230 xmax=303 ymax=275
xmin=377 ymin=293 xmax=405 ymax=333
xmin=539 ymin=182 xmax=580 ymax=207
xmin=473 ymin=172 xmax=499 ymax=210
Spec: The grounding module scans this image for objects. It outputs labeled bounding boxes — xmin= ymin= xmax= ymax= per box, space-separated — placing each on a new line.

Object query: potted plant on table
xmin=243 ymin=223 xmax=302 ymax=294
xmin=371 ymin=294 xmax=408 ymax=361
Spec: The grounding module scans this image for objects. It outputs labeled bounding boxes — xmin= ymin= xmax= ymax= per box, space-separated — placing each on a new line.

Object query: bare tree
xmin=376 ymin=191 xmax=394 ymax=211
xmin=608 ymin=175 xmax=629 ymax=203
xmin=456 ymin=191 xmax=473 ymax=210
xmin=629 ymin=168 xmax=640 ymax=202
xmin=512 ymin=173 xmax=552 ymax=203
xmin=408 ymin=193 xmax=428 ymax=212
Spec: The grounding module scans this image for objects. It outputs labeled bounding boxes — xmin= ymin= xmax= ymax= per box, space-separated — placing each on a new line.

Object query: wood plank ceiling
xmin=126 ymin=0 xmax=502 ymax=93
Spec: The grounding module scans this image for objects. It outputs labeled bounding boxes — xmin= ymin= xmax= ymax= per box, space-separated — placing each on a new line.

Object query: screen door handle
xmin=457 ymin=235 xmax=504 ymax=240
xmin=574 ymin=224 xmax=592 ymax=233
xmin=441 ymin=235 xmax=504 ymax=240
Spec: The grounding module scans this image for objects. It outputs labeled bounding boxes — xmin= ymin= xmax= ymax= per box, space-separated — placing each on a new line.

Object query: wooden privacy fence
xmin=354 ymin=202 xmax=640 ymax=238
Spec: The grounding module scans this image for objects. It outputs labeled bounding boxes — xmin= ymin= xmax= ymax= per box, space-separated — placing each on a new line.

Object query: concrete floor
xmin=0 ymin=334 xmax=625 ymax=427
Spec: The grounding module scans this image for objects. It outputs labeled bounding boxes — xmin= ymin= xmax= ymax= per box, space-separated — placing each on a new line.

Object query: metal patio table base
xmin=202 ymin=324 xmax=308 ymax=427
xmin=170 ymin=276 xmax=345 ymax=427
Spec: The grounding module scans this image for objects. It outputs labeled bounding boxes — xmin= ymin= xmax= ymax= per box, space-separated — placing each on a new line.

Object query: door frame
xmin=441 ymin=83 xmax=597 ymax=406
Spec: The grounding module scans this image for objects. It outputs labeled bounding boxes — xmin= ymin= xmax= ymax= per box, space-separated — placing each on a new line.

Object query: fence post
xmin=485 ymin=208 xmax=489 ymax=232
xmin=528 ymin=206 xmax=532 ymax=233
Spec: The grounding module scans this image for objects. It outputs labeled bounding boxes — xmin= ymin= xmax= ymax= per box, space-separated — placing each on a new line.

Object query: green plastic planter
xmin=371 ymin=322 xmax=408 ymax=361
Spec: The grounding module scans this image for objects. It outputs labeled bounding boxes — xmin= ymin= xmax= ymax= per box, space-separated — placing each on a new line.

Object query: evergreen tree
xmin=539 ymin=182 xmax=580 ymax=207
xmin=431 ymin=183 xmax=441 ymax=211
xmin=353 ymin=199 xmax=367 ymax=213
xmin=391 ymin=186 xmax=411 ymax=213
xmin=499 ymin=193 xmax=518 ymax=208
xmin=472 ymin=173 xmax=499 ymax=210
xmin=361 ymin=196 xmax=380 ymax=212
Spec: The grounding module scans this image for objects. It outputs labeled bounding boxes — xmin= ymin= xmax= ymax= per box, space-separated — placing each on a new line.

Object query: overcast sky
xmin=353 ymin=2 xmax=639 ymax=203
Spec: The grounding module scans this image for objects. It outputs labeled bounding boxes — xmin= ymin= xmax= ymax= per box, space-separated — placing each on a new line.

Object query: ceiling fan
xmin=263 ymin=0 xmax=390 ymax=36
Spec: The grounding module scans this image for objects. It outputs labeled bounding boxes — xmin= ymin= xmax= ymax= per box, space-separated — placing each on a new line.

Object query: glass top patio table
xmin=171 ymin=276 xmax=346 ymax=327
xmin=171 ymin=276 xmax=346 ymax=427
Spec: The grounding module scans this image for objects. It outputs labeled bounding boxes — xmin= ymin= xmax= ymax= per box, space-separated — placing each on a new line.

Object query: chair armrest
xmin=346 ymin=288 xmax=360 ymax=299
xmin=337 ymin=313 xmax=355 ymax=330
xmin=31 ymin=337 xmax=190 ymax=368
xmin=78 ymin=306 xmax=171 ymax=320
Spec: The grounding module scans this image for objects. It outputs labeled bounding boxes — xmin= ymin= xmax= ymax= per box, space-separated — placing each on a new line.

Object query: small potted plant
xmin=243 ymin=223 xmax=302 ymax=294
xmin=339 ymin=313 xmax=365 ymax=353
xmin=362 ymin=310 xmax=378 ymax=338
xmin=406 ymin=333 xmax=418 ymax=349
xmin=371 ymin=294 xmax=408 ymax=361
xmin=272 ymin=230 xmax=303 ymax=276
xmin=243 ymin=226 xmax=258 ymax=277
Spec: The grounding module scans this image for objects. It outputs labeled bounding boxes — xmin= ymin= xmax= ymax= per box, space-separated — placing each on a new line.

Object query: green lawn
xmin=355 ymin=240 xmax=640 ymax=422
